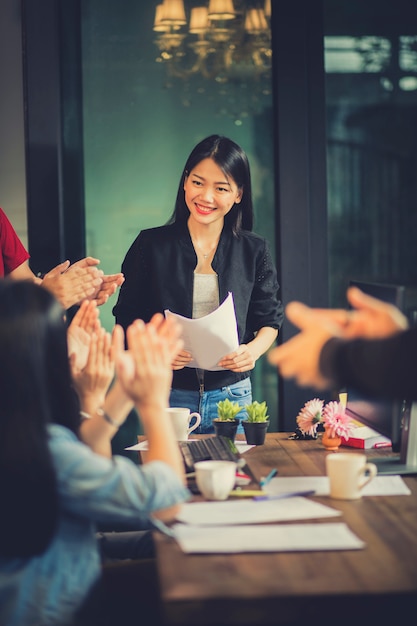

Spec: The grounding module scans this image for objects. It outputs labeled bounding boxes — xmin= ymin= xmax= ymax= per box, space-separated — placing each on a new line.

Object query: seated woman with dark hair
xmin=0 ymin=280 xmax=190 ymax=626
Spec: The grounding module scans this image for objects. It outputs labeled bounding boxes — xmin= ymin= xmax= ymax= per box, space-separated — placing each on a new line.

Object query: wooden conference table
xmin=150 ymin=433 xmax=417 ymax=626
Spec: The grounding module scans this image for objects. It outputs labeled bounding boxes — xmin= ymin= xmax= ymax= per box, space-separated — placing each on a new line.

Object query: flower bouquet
xmin=295 ymin=398 xmax=353 ymax=450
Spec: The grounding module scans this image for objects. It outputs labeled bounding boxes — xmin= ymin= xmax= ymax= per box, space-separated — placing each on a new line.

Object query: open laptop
xmin=178 ymin=435 xmax=258 ymax=489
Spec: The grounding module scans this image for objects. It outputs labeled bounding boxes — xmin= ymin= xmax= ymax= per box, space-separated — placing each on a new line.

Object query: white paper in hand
xmin=165 ymin=292 xmax=239 ymax=371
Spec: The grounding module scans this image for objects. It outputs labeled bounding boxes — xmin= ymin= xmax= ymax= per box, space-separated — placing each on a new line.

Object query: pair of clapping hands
xmin=67 ymin=301 xmax=183 ymax=455
xmin=39 ymin=257 xmax=124 ymax=310
xmin=268 ymin=286 xmax=409 ymax=390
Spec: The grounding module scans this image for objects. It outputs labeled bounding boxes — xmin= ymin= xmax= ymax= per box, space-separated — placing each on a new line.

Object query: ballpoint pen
xmin=259 ymin=468 xmax=278 ymax=488
xmin=253 ymin=489 xmax=316 ymax=501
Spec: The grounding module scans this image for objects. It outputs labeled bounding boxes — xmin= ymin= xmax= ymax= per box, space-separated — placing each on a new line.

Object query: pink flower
xmin=296 ymin=399 xmax=324 ymax=437
xmin=322 ymin=401 xmax=353 ymax=439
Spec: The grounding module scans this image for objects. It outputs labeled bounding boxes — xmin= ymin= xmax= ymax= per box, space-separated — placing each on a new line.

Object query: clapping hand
xmin=67 ymin=300 xmax=101 ymax=373
xmin=116 ymin=314 xmax=183 ymax=408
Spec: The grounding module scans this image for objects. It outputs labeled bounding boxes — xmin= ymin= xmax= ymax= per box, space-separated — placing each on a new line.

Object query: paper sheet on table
xmin=125 ymin=439 xmax=254 ymax=453
xmin=165 ymin=292 xmax=238 ymax=370
xmin=175 ymin=497 xmax=341 ymax=526
xmin=263 ymin=475 xmax=411 ymax=497
xmin=172 ymin=522 xmax=366 ymax=553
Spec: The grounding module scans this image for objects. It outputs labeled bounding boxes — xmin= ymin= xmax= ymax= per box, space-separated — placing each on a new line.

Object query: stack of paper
xmin=171 ymin=475 xmax=411 ymax=553
xmin=173 ymin=496 xmax=363 ymax=553
xmin=165 ymin=292 xmax=238 ymax=371
xmin=172 ymin=522 xmax=366 ymax=553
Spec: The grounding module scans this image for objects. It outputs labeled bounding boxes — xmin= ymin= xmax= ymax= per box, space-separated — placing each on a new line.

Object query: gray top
xmin=192 ymin=273 xmax=219 ymax=319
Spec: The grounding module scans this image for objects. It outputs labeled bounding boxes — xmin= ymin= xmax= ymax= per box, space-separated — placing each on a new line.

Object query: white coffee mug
xmin=166 ymin=407 xmax=201 ymax=441
xmin=326 ymin=452 xmax=377 ymax=500
xmin=194 ymin=460 xmax=237 ymax=501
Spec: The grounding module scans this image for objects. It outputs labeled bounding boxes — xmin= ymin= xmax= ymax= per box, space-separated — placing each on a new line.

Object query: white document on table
xmin=175 ymin=497 xmax=341 ymax=526
xmin=125 ymin=439 xmax=254 ymax=453
xmin=164 ymin=291 xmax=239 ymax=371
xmin=263 ymin=475 xmax=412 ymax=497
xmin=172 ymin=522 xmax=366 ymax=553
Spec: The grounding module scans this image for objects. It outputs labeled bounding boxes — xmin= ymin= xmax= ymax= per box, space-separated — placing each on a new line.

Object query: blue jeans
xmin=169 ymin=378 xmax=252 ymax=434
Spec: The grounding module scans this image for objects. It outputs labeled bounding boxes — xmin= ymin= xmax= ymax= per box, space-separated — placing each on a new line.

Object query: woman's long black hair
xmin=168 ymin=135 xmax=254 ymax=234
xmin=0 ymin=280 xmax=80 ymax=557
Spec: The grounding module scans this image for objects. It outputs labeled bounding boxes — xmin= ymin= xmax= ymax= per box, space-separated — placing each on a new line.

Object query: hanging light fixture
xmin=207 ymin=0 xmax=237 ymax=20
xmin=153 ymin=0 xmax=271 ymax=83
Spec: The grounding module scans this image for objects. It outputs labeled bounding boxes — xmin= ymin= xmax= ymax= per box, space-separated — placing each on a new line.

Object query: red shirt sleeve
xmin=0 ymin=207 xmax=30 ymax=277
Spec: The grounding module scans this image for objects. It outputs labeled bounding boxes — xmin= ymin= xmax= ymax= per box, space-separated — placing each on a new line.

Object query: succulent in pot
xmin=214 ymin=399 xmax=242 ymax=421
xmin=213 ymin=399 xmax=242 ymax=441
xmin=244 ymin=401 xmax=269 ymax=423
xmin=243 ymin=401 xmax=270 ymax=445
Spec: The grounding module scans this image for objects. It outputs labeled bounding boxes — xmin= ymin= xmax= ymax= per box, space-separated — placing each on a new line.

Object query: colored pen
xmin=229 ymin=489 xmax=266 ymax=497
xmin=253 ymin=489 xmax=316 ymax=501
xmin=259 ymin=468 xmax=278 ymax=488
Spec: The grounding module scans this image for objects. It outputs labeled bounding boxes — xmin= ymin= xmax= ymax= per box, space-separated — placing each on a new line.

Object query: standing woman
xmin=113 ymin=135 xmax=284 ymax=433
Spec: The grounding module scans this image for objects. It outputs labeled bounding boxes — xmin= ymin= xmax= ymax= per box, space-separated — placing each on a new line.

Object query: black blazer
xmin=113 ymin=221 xmax=284 ymax=391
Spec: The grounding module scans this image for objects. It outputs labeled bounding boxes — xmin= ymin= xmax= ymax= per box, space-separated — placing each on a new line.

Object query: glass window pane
xmin=324 ymin=1 xmax=417 ymax=308
xmin=81 ymin=1 xmax=278 ymax=427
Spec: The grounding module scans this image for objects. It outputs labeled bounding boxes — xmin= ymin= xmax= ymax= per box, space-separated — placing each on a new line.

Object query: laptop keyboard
xmin=178 ymin=436 xmax=242 ymax=472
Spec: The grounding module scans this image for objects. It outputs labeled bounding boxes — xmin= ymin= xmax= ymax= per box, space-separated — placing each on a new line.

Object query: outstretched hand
xmin=267 ymin=301 xmax=338 ymax=389
xmin=267 ymin=286 xmax=410 ymax=390
xmin=342 ymin=286 xmax=409 ymax=338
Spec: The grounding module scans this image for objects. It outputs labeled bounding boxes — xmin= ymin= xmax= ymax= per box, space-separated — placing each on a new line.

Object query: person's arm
xmin=41 ymin=259 xmax=104 ymax=309
xmin=301 ymin=286 xmax=409 ymax=340
xmin=10 ymin=257 xmax=114 ymax=310
xmin=9 ymin=255 xmax=123 ymax=310
xmin=116 ymin=314 xmax=186 ymax=521
xmin=7 ymin=259 xmax=35 ymax=281
xmin=217 ymin=236 xmax=282 ymax=372
xmin=268 ymin=293 xmax=416 ymax=398
xmin=267 ymin=302 xmax=335 ymax=389
xmin=5 ymin=253 xmax=105 ymax=309
xmin=71 ymin=327 xmax=117 ymax=457
xmin=0 ymin=208 xmax=31 ymax=276
xmin=320 ymin=328 xmax=417 ymax=400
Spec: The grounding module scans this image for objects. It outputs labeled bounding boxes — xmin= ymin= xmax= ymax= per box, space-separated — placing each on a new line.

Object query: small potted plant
xmin=242 ymin=400 xmax=270 ymax=445
xmin=213 ymin=398 xmax=242 ymax=441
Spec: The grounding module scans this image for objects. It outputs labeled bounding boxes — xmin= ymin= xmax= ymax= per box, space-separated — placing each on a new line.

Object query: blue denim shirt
xmin=0 ymin=424 xmax=190 ymax=626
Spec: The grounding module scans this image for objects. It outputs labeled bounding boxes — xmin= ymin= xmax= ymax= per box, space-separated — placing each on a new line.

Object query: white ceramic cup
xmin=194 ymin=460 xmax=237 ymax=501
xmin=326 ymin=452 xmax=377 ymax=500
xmin=166 ymin=407 xmax=201 ymax=441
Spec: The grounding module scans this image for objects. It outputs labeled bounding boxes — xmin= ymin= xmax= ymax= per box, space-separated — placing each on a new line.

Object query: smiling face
xmin=184 ymin=157 xmax=242 ymax=227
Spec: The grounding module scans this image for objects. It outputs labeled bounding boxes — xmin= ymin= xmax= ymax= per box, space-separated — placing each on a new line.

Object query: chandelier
xmin=153 ymin=0 xmax=272 ymax=86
